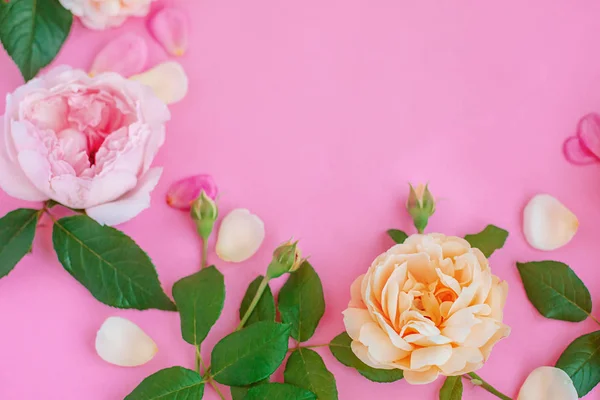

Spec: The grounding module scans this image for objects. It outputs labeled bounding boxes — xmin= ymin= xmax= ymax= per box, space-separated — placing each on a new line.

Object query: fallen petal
xmin=149 ymin=8 xmax=189 ymax=56
xmin=517 ymin=367 xmax=578 ymax=400
xmin=523 ymin=194 xmax=578 ymax=251
xmin=577 ymin=113 xmax=600 ymax=158
xmin=130 ymin=62 xmax=188 ymax=104
xmin=563 ymin=136 xmax=598 ymax=165
xmin=95 ymin=316 xmax=157 ymax=367
xmin=166 ymin=174 xmax=218 ymax=210
xmin=216 ymin=208 xmax=265 ymax=262
xmin=90 ymin=34 xmax=148 ymax=77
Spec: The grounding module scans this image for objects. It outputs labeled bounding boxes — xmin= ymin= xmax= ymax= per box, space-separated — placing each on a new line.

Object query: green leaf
xmin=387 ymin=229 xmax=408 ymax=244
xmin=125 ymin=367 xmax=205 ymax=400
xmin=244 ymin=383 xmax=316 ymax=400
xmin=172 ymin=266 xmax=225 ymax=345
xmin=464 ymin=225 xmax=508 ymax=257
xmin=52 ymin=215 xmax=176 ymax=311
xmin=230 ymin=379 xmax=269 ymax=400
xmin=439 ymin=376 xmax=463 ymax=400
xmin=0 ymin=209 xmax=39 ymax=279
xmin=0 ymin=0 xmax=72 ymax=81
xmin=329 ymin=332 xmax=403 ymax=383
xmin=211 ymin=321 xmax=291 ymax=386
xmin=555 ymin=330 xmax=600 ymax=397
xmin=516 ymin=261 xmax=591 ymax=322
xmin=240 ymin=275 xmax=275 ymax=327
xmin=278 ymin=262 xmax=325 ymax=342
xmin=284 ymin=348 xmax=338 ymax=400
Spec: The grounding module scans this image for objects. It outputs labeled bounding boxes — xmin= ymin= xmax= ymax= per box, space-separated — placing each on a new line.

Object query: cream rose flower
xmin=59 ymin=0 xmax=155 ymax=30
xmin=343 ymin=233 xmax=510 ymax=385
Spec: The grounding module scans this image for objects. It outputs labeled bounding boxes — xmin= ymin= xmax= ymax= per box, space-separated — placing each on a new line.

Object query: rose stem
xmin=589 ymin=314 xmax=600 ymax=327
xmin=236 ymin=276 xmax=270 ymax=331
xmin=200 ymin=238 xmax=208 ymax=269
xmin=466 ymin=372 xmax=512 ymax=400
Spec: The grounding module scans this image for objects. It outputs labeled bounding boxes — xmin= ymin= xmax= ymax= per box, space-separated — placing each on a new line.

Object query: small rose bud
xmin=266 ymin=241 xmax=305 ymax=279
xmin=190 ymin=190 xmax=218 ymax=240
xmin=166 ymin=174 xmax=218 ymax=211
xmin=406 ymin=183 xmax=436 ymax=233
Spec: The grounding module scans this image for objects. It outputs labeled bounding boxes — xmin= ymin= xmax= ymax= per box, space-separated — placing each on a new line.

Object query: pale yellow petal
xmin=404 ymin=334 xmax=452 ymax=346
xmin=441 ymin=305 xmax=490 ymax=343
xmin=463 ymin=318 xmax=500 ymax=348
xmin=95 ymin=317 xmax=157 ymax=367
xmin=349 ymin=274 xmax=366 ymax=308
xmin=439 ymin=347 xmax=484 ymax=375
xmin=342 ymin=308 xmax=372 ymax=341
xmin=517 ymin=367 xmax=578 ymax=400
xmin=359 ymin=322 xmax=408 ymax=363
xmin=410 ymin=345 xmax=453 ymax=370
xmin=481 ymin=324 xmax=511 ymax=360
xmin=436 ymin=268 xmax=462 ymax=295
xmin=486 ymin=278 xmax=508 ymax=321
xmin=130 ymin=61 xmax=188 ymax=104
xmin=523 ymin=194 xmax=578 ymax=251
xmin=350 ymin=341 xmax=395 ymax=370
xmin=403 ymin=367 xmax=440 ymax=385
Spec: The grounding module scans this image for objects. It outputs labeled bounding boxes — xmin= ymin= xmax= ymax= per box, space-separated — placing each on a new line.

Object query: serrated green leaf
xmin=464 ymin=225 xmax=508 ymax=257
xmin=240 ymin=275 xmax=275 ymax=327
xmin=278 ymin=262 xmax=325 ymax=342
xmin=556 ymin=330 xmax=600 ymax=397
xmin=244 ymin=383 xmax=316 ymax=400
xmin=0 ymin=208 xmax=39 ymax=279
xmin=212 ymin=321 xmax=291 ymax=386
xmin=284 ymin=348 xmax=338 ymax=400
xmin=387 ymin=229 xmax=408 ymax=244
xmin=52 ymin=215 xmax=176 ymax=311
xmin=329 ymin=332 xmax=403 ymax=383
xmin=230 ymin=379 xmax=269 ymax=400
xmin=172 ymin=266 xmax=225 ymax=345
xmin=125 ymin=367 xmax=205 ymax=399
xmin=439 ymin=376 xmax=463 ymax=400
xmin=0 ymin=0 xmax=72 ymax=81
xmin=516 ymin=261 xmax=591 ymax=322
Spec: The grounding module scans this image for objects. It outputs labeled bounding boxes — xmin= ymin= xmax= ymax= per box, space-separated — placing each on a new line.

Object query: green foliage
xmin=464 ymin=224 xmax=508 ymax=257
xmin=0 ymin=209 xmax=39 ymax=279
xmin=125 ymin=367 xmax=205 ymax=399
xmin=244 ymin=383 xmax=316 ymax=400
xmin=284 ymin=348 xmax=338 ymax=400
xmin=239 ymin=275 xmax=275 ymax=327
xmin=556 ymin=330 xmax=600 ymax=397
xmin=439 ymin=376 xmax=463 ymax=400
xmin=387 ymin=229 xmax=408 ymax=244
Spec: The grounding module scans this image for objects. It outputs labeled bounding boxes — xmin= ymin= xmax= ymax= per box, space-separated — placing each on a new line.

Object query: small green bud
xmin=190 ymin=190 xmax=218 ymax=240
xmin=266 ymin=241 xmax=305 ymax=279
xmin=406 ymin=183 xmax=436 ymax=234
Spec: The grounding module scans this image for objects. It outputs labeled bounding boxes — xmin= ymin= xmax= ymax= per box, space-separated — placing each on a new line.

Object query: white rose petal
xmin=95 ymin=316 xmax=157 ymax=367
xmin=523 ymin=194 xmax=578 ymax=251
xmin=517 ymin=366 xmax=578 ymax=400
xmin=216 ymin=208 xmax=265 ymax=263
xmin=130 ymin=61 xmax=188 ymax=105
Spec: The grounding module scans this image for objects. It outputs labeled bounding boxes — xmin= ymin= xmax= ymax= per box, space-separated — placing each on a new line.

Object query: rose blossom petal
xmin=563 ymin=136 xmax=598 ymax=165
xmin=350 ymin=341 xmax=395 ymax=370
xmin=342 ymin=308 xmax=372 ymax=341
xmin=95 ymin=316 xmax=157 ymax=367
xmin=577 ymin=113 xmax=600 ymax=158
xmin=149 ymin=8 xmax=189 ymax=56
xmin=410 ymin=345 xmax=452 ymax=370
xmin=86 ymin=168 xmax=162 ymax=226
xmin=216 ymin=208 xmax=265 ymax=262
xmin=359 ymin=322 xmax=408 ymax=363
xmin=90 ymin=34 xmax=148 ymax=77
xmin=517 ymin=367 xmax=578 ymax=400
xmin=403 ymin=367 xmax=439 ymax=385
xmin=166 ymin=174 xmax=218 ymax=210
xmin=438 ymin=347 xmax=484 ymax=375
xmin=523 ymin=194 xmax=578 ymax=251
xmin=348 ymin=274 xmax=366 ymax=308
xmin=0 ymin=117 xmax=48 ymax=201
xmin=130 ymin=62 xmax=188 ymax=105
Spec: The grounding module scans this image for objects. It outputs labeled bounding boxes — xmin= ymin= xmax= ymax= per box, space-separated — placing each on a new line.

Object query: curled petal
xmin=130 ymin=62 xmax=188 ymax=105
xmin=523 ymin=194 xmax=578 ymax=251
xmin=150 ymin=8 xmax=189 ymax=56
xmin=517 ymin=367 xmax=578 ymax=400
xmin=95 ymin=316 xmax=157 ymax=367
xmin=90 ymin=34 xmax=148 ymax=77
xmin=216 ymin=208 xmax=265 ymax=262
xmin=563 ymin=136 xmax=598 ymax=165
xmin=577 ymin=113 xmax=600 ymax=158
xmin=166 ymin=174 xmax=218 ymax=210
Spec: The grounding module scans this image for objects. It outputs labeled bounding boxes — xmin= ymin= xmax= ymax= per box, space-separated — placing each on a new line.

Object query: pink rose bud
xmin=149 ymin=8 xmax=189 ymax=57
xmin=166 ymin=175 xmax=218 ymax=210
xmin=89 ymin=34 xmax=148 ymax=77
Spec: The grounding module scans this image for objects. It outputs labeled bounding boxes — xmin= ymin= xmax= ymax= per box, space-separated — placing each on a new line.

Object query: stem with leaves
xmin=466 ymin=372 xmax=512 ymax=400
xmin=236 ymin=275 xmax=270 ymax=331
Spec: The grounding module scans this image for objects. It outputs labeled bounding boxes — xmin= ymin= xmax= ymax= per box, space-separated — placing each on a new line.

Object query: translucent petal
xmin=130 ymin=62 xmax=188 ymax=105
xmin=150 ymin=8 xmax=189 ymax=56
xmin=90 ymin=34 xmax=148 ymax=77
xmin=523 ymin=194 xmax=578 ymax=251
xmin=216 ymin=208 xmax=265 ymax=262
xmin=95 ymin=316 xmax=157 ymax=367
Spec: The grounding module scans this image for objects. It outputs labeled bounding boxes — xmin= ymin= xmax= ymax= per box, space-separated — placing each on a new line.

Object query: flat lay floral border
xmin=1 ymin=1 xmax=599 ymax=399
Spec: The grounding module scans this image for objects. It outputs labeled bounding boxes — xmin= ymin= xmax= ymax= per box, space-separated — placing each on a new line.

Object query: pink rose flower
xmin=59 ymin=0 xmax=155 ymax=30
xmin=0 ymin=66 xmax=170 ymax=226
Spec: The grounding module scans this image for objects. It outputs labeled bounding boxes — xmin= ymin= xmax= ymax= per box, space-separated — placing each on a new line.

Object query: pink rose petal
xmin=563 ymin=136 xmax=598 ymax=165
xmin=149 ymin=8 xmax=189 ymax=57
xmin=166 ymin=174 xmax=218 ymax=210
xmin=576 ymin=113 xmax=600 ymax=158
xmin=90 ymin=34 xmax=148 ymax=77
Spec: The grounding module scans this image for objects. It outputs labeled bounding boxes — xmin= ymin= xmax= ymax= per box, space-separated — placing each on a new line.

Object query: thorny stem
xmin=236 ymin=275 xmax=270 ymax=331
xmin=466 ymin=372 xmax=512 ymax=400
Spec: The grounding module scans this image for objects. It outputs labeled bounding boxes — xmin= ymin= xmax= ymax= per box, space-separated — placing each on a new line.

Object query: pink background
xmin=1 ymin=0 xmax=600 ymax=399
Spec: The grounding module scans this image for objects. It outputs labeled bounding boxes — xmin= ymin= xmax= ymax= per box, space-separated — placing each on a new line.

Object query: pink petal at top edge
xmin=149 ymin=8 xmax=189 ymax=56
xmin=90 ymin=34 xmax=148 ymax=77
xmin=563 ymin=136 xmax=599 ymax=165
xmin=576 ymin=112 xmax=600 ymax=158
xmin=166 ymin=174 xmax=218 ymax=210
